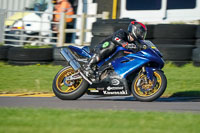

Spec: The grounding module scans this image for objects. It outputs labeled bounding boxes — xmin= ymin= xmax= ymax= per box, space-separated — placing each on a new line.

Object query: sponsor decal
xmin=88 ymin=88 xmax=99 ymax=93
xmin=115 ymin=37 xmax=121 ymax=42
xmin=102 ymin=42 xmax=110 ymax=48
xmin=111 ymin=79 xmax=120 ymax=86
xmin=107 ymin=86 xmax=123 ymax=91
xmin=90 ymin=90 xmax=99 ymax=93
xmin=103 ymin=90 xmax=128 ymax=95
xmin=88 ymin=88 xmax=96 ymax=90
xmin=97 ymin=87 xmax=104 ymax=90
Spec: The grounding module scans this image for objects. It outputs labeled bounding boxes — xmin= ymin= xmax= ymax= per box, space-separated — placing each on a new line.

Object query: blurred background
xmin=0 ymin=0 xmax=200 ymax=66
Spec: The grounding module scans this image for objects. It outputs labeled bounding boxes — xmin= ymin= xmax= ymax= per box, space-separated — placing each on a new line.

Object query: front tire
xmin=52 ymin=66 xmax=88 ymax=100
xmin=131 ymin=70 xmax=167 ymax=102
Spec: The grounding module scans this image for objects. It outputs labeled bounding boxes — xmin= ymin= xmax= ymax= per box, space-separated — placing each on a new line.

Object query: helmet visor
xmin=137 ymin=28 xmax=147 ymax=40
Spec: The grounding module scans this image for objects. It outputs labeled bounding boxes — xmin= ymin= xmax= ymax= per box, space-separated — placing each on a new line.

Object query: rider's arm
xmin=112 ymin=30 xmax=137 ymax=49
xmin=112 ymin=36 xmax=129 ymax=48
xmin=112 ymin=30 xmax=132 ymax=48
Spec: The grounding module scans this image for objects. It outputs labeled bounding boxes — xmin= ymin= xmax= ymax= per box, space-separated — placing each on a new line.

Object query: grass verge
xmin=0 ymin=62 xmax=62 ymax=93
xmin=0 ymin=62 xmax=200 ymax=97
xmin=0 ymin=108 xmax=200 ymax=133
xmin=163 ymin=62 xmax=200 ymax=97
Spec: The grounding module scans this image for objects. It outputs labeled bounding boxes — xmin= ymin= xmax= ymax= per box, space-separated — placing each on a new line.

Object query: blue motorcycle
xmin=52 ymin=40 xmax=167 ymax=102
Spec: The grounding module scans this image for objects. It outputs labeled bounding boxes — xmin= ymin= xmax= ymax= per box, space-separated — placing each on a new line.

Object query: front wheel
xmin=131 ymin=70 xmax=167 ymax=102
xmin=52 ymin=66 xmax=88 ymax=100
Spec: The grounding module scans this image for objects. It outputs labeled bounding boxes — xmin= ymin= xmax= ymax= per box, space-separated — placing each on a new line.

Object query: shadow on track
xmin=78 ymin=94 xmax=200 ymax=102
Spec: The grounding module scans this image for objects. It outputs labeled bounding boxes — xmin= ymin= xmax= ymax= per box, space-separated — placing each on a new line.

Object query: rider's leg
xmin=86 ymin=41 xmax=116 ymax=71
xmin=86 ymin=54 xmax=100 ymax=70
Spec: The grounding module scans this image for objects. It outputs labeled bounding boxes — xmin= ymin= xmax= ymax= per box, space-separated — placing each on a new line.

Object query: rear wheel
xmin=132 ymin=70 xmax=167 ymax=102
xmin=52 ymin=66 xmax=88 ymax=100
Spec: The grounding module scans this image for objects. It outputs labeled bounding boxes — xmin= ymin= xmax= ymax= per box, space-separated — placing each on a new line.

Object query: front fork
xmin=142 ymin=66 xmax=154 ymax=81
xmin=136 ymin=66 xmax=155 ymax=88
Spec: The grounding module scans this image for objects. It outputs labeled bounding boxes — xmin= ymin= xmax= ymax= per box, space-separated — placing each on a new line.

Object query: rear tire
xmin=131 ymin=70 xmax=167 ymax=102
xmin=52 ymin=66 xmax=88 ymax=100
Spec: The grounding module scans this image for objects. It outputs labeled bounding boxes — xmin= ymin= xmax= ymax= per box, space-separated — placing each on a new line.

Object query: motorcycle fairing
xmin=97 ymin=46 xmax=133 ymax=67
xmin=98 ymin=46 xmax=164 ymax=78
xmin=66 ymin=45 xmax=164 ymax=82
xmin=87 ymin=71 xmax=131 ymax=96
xmin=111 ymin=54 xmax=148 ymax=78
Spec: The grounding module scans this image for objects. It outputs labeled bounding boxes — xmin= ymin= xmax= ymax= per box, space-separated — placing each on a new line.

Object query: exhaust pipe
xmin=60 ymin=48 xmax=92 ymax=85
xmin=60 ymin=48 xmax=81 ymax=71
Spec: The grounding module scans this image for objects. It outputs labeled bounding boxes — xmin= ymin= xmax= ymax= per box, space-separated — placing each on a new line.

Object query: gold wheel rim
xmin=134 ymin=72 xmax=162 ymax=97
xmin=56 ymin=67 xmax=82 ymax=93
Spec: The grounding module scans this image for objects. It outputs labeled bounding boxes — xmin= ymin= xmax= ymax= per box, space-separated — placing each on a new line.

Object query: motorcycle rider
xmin=85 ymin=21 xmax=147 ymax=76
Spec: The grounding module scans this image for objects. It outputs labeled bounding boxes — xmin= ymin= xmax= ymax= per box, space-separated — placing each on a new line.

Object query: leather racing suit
xmin=87 ymin=29 xmax=141 ymax=69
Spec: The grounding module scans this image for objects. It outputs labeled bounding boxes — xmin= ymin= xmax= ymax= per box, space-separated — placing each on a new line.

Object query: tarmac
xmin=0 ymin=93 xmax=200 ymax=112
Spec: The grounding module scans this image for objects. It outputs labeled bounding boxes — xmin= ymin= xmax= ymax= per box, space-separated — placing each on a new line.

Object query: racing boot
xmin=84 ymin=54 xmax=100 ymax=77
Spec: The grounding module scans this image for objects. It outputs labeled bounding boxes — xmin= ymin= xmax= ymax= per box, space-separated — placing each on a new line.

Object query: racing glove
xmin=122 ymin=43 xmax=137 ymax=49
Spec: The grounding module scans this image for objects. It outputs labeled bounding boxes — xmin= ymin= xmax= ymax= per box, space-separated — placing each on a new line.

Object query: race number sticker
xmin=102 ymin=42 xmax=110 ymax=48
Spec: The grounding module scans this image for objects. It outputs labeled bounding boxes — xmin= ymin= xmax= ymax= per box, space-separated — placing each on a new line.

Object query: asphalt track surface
xmin=0 ymin=95 xmax=200 ymax=112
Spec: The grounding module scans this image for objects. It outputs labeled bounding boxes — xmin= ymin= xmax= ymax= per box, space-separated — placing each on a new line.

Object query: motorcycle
xmin=52 ymin=40 xmax=167 ymax=102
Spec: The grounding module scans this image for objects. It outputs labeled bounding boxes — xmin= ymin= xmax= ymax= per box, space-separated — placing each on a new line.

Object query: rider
xmin=85 ymin=21 xmax=147 ymax=75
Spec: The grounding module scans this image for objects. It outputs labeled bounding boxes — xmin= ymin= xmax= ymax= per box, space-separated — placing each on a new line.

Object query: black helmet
xmin=128 ymin=21 xmax=147 ymax=41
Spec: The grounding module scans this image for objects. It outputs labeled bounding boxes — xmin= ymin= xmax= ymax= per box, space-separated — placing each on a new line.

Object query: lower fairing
xmin=87 ymin=71 xmax=131 ymax=96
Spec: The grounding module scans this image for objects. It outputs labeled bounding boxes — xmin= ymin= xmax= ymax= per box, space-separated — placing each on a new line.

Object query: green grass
xmin=0 ymin=62 xmax=200 ymax=96
xmin=163 ymin=63 xmax=200 ymax=97
xmin=0 ymin=62 xmax=62 ymax=93
xmin=23 ymin=44 xmax=54 ymax=48
xmin=0 ymin=108 xmax=199 ymax=133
